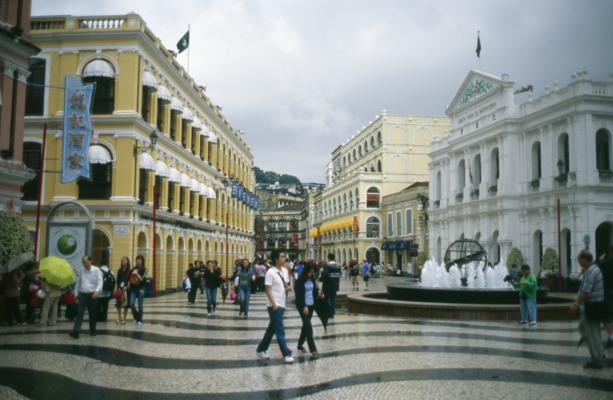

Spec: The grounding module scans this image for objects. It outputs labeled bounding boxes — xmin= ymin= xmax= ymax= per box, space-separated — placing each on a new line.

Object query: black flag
xmin=475 ymin=31 xmax=481 ymax=58
xmin=177 ymin=30 xmax=190 ymax=53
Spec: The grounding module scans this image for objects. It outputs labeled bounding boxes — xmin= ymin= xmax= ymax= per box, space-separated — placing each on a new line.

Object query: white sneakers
xmin=256 ymin=352 xmax=294 ymax=364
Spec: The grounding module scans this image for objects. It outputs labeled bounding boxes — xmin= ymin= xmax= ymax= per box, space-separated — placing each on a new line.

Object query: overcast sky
xmin=32 ymin=0 xmax=613 ymax=182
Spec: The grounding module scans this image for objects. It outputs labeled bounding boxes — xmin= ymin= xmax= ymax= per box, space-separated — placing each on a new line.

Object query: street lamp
xmin=135 ymin=129 xmax=160 ymax=296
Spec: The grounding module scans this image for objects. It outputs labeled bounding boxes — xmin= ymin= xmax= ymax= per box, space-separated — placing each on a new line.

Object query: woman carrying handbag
xmin=294 ymin=262 xmax=323 ymax=358
xmin=114 ymin=257 xmax=131 ymax=325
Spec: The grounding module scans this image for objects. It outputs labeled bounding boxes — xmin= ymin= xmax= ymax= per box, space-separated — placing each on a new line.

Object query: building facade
xmin=0 ymin=0 xmax=39 ymax=213
xmin=310 ymin=113 xmax=449 ymax=265
xmin=429 ymin=69 xmax=613 ymax=278
xmin=255 ymin=200 xmax=307 ymax=262
xmin=381 ymin=181 xmax=429 ymax=274
xmin=22 ymin=13 xmax=255 ymax=290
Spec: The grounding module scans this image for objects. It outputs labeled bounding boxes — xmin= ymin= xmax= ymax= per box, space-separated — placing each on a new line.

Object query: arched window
xmin=533 ymin=230 xmax=543 ymax=267
xmin=596 ymin=129 xmax=611 ymax=171
xmin=358 ymin=145 xmax=363 ymax=157
xmin=366 ymin=186 xmax=380 ymax=208
xmin=377 ymin=131 xmax=382 ymax=144
xmin=435 ymin=170 xmax=442 ymax=202
xmin=21 ymin=142 xmax=41 ymax=200
xmin=82 ymin=59 xmax=115 ymax=114
xmin=348 ymin=153 xmax=352 ymax=163
xmin=370 ymin=163 xmax=375 ymax=172
xmin=353 ymin=149 xmax=357 ymax=160
xmin=370 ymin=137 xmax=375 ymax=148
xmin=473 ymin=154 xmax=481 ymax=186
xmin=377 ymin=159 xmax=382 ymax=172
xmin=490 ymin=147 xmax=500 ymax=184
xmin=366 ymin=216 xmax=380 ymax=238
xmin=78 ymin=144 xmax=113 ymax=199
xmin=557 ymin=133 xmax=570 ymax=175
xmin=457 ymin=159 xmax=465 ymax=192
xmin=531 ymin=141 xmax=542 ymax=181
xmin=364 ymin=140 xmax=369 ymax=153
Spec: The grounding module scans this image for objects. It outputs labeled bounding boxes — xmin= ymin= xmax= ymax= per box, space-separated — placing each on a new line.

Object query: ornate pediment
xmin=448 ymin=70 xmax=506 ymax=115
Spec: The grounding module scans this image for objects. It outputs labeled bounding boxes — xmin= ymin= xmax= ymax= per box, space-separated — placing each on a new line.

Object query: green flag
xmin=177 ymin=30 xmax=189 ymax=53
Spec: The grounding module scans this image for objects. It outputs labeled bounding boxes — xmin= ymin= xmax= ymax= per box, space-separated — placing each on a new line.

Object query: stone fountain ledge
xmin=346 ymin=291 xmax=577 ymax=321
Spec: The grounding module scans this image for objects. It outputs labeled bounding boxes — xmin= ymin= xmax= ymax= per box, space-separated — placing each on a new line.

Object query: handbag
xmin=61 ymin=292 xmax=77 ymax=305
xmin=584 ymin=301 xmax=607 ymax=320
xmin=113 ymin=289 xmax=124 ymax=300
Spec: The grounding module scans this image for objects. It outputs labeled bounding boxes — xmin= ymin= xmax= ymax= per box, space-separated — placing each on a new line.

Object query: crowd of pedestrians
xmin=2 ymin=244 xmax=612 ymax=370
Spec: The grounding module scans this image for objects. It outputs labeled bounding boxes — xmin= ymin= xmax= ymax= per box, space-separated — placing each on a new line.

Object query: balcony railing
xmin=554 ymin=172 xmax=568 ymax=186
xmin=455 ymin=192 xmax=463 ymax=203
xmin=470 ymin=187 xmax=479 ymax=200
xmin=599 ymin=169 xmax=613 ymax=183
xmin=488 ymin=185 xmax=497 ymax=195
xmin=530 ymin=179 xmax=540 ymax=190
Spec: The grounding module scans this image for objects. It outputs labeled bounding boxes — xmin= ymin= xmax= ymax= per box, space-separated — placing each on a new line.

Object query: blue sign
xmin=61 ymin=76 xmax=94 ymax=183
xmin=231 ymin=183 xmax=238 ymax=198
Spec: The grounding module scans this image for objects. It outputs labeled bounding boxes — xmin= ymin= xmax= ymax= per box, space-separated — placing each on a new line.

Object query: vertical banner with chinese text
xmin=61 ymin=75 xmax=94 ymax=184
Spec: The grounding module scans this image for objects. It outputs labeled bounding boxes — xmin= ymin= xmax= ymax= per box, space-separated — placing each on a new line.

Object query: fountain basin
xmin=387 ymin=283 xmax=549 ymax=305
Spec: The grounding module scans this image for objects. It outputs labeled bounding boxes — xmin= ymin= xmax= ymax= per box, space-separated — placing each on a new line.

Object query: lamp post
xmin=223 ymin=180 xmax=232 ymax=278
xmin=136 ymin=130 xmax=159 ymax=296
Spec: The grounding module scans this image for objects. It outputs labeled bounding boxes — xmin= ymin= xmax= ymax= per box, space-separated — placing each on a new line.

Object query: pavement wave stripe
xmin=0 ymin=367 xmax=611 ymax=399
xmin=0 ymin=328 xmax=578 ymax=347
xmin=0 ymin=344 xmax=598 ymax=370
xmin=143 ymin=310 xmax=578 ymax=333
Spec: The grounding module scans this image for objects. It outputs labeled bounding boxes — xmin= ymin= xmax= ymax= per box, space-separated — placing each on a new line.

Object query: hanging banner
xmin=231 ymin=182 xmax=238 ymax=198
xmin=61 ymin=75 xmax=94 ymax=183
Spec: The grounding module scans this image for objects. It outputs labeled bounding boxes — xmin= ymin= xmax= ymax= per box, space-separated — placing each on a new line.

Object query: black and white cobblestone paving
xmin=0 ymin=283 xmax=611 ymax=399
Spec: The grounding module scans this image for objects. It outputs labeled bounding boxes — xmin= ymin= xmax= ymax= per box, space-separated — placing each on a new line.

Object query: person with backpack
xmin=320 ymin=253 xmax=341 ymax=319
xmin=97 ymin=260 xmax=114 ymax=322
xmin=127 ymin=255 xmax=147 ymax=325
xmin=235 ymin=258 xmax=255 ymax=319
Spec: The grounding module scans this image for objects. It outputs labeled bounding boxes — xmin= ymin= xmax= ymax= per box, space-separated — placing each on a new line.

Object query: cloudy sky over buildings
xmin=33 ymin=0 xmax=613 ymax=182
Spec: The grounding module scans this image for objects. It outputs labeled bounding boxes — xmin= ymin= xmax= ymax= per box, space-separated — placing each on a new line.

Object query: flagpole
xmin=187 ymin=24 xmax=190 ymax=73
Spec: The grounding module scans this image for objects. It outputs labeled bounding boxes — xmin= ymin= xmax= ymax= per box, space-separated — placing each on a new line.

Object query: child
xmin=220 ymin=277 xmax=229 ymax=305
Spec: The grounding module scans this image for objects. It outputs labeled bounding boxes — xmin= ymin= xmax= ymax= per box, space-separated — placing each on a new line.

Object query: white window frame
xmin=406 ymin=208 xmax=413 ymax=235
xmin=387 ymin=212 xmax=393 ymax=237
xmin=396 ymin=211 xmax=402 ymax=237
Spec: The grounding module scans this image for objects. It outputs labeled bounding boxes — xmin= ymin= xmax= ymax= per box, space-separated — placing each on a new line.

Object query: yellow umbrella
xmin=39 ymin=256 xmax=76 ymax=288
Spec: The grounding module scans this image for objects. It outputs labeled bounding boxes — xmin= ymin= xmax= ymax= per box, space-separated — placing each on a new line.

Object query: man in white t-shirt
xmin=256 ymin=250 xmax=293 ymax=363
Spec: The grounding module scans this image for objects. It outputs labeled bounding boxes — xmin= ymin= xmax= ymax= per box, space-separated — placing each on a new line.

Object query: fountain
xmin=346 ymin=239 xmax=574 ymax=321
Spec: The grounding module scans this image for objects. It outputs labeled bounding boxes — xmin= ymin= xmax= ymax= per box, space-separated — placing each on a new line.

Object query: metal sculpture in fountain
xmin=443 ymin=239 xmax=488 ymax=287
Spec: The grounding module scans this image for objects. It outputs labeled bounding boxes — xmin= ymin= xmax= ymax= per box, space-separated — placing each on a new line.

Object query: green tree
xmin=540 ymin=247 xmax=557 ymax=275
xmin=507 ymin=247 xmax=523 ymax=268
xmin=0 ymin=212 xmax=34 ymax=267
xmin=416 ymin=250 xmax=428 ymax=268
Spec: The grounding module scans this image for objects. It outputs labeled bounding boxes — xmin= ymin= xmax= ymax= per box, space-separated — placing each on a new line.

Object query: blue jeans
xmin=205 ymin=287 xmax=217 ymax=313
xmin=520 ymin=297 xmax=537 ymax=322
xmin=256 ymin=307 xmax=291 ymax=357
xmin=238 ymin=286 xmax=251 ymax=314
xmin=327 ymin=292 xmax=337 ymax=318
xmin=128 ymin=288 xmax=145 ymax=322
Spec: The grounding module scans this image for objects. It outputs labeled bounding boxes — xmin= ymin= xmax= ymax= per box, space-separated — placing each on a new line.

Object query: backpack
xmin=102 ymin=269 xmax=116 ymax=292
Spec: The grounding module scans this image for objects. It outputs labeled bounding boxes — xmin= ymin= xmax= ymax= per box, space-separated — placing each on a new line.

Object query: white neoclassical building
xmin=429 ymin=69 xmax=613 ymax=278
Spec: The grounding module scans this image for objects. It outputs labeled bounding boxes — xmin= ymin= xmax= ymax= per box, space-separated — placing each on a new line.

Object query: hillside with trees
xmin=254 ymin=166 xmax=301 ymax=185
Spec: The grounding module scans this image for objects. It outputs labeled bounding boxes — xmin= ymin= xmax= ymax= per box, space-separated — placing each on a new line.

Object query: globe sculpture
xmin=443 ymin=239 xmax=488 ymax=287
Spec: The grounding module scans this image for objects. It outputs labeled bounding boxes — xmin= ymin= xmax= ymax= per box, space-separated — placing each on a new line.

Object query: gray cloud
xmin=32 ymin=0 xmax=613 ymax=182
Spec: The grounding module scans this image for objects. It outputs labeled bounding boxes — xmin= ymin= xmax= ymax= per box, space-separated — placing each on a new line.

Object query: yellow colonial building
xmin=309 ymin=113 xmax=448 ymax=265
xmin=22 ymin=13 xmax=255 ymax=291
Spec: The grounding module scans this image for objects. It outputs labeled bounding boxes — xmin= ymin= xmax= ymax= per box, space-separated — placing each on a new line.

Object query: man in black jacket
xmin=320 ymin=253 xmax=341 ymax=319
xmin=187 ymin=262 xmax=199 ymax=304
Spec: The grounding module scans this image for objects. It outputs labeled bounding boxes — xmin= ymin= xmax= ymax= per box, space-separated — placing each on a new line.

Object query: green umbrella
xmin=39 ymin=256 xmax=76 ymax=288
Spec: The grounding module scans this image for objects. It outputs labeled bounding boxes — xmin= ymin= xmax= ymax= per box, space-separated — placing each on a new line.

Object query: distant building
xmin=255 ymin=190 xmax=307 ymax=261
xmin=310 ymin=112 xmax=449 ymax=265
xmin=381 ymin=181 xmax=429 ymax=274
xmin=0 ymin=0 xmax=39 ymax=213
xmin=429 ymin=69 xmax=613 ymax=278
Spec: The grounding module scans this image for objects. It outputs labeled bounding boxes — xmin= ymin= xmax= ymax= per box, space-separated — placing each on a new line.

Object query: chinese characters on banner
xmin=230 ymin=182 xmax=259 ymax=210
xmin=61 ymin=75 xmax=94 ymax=184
